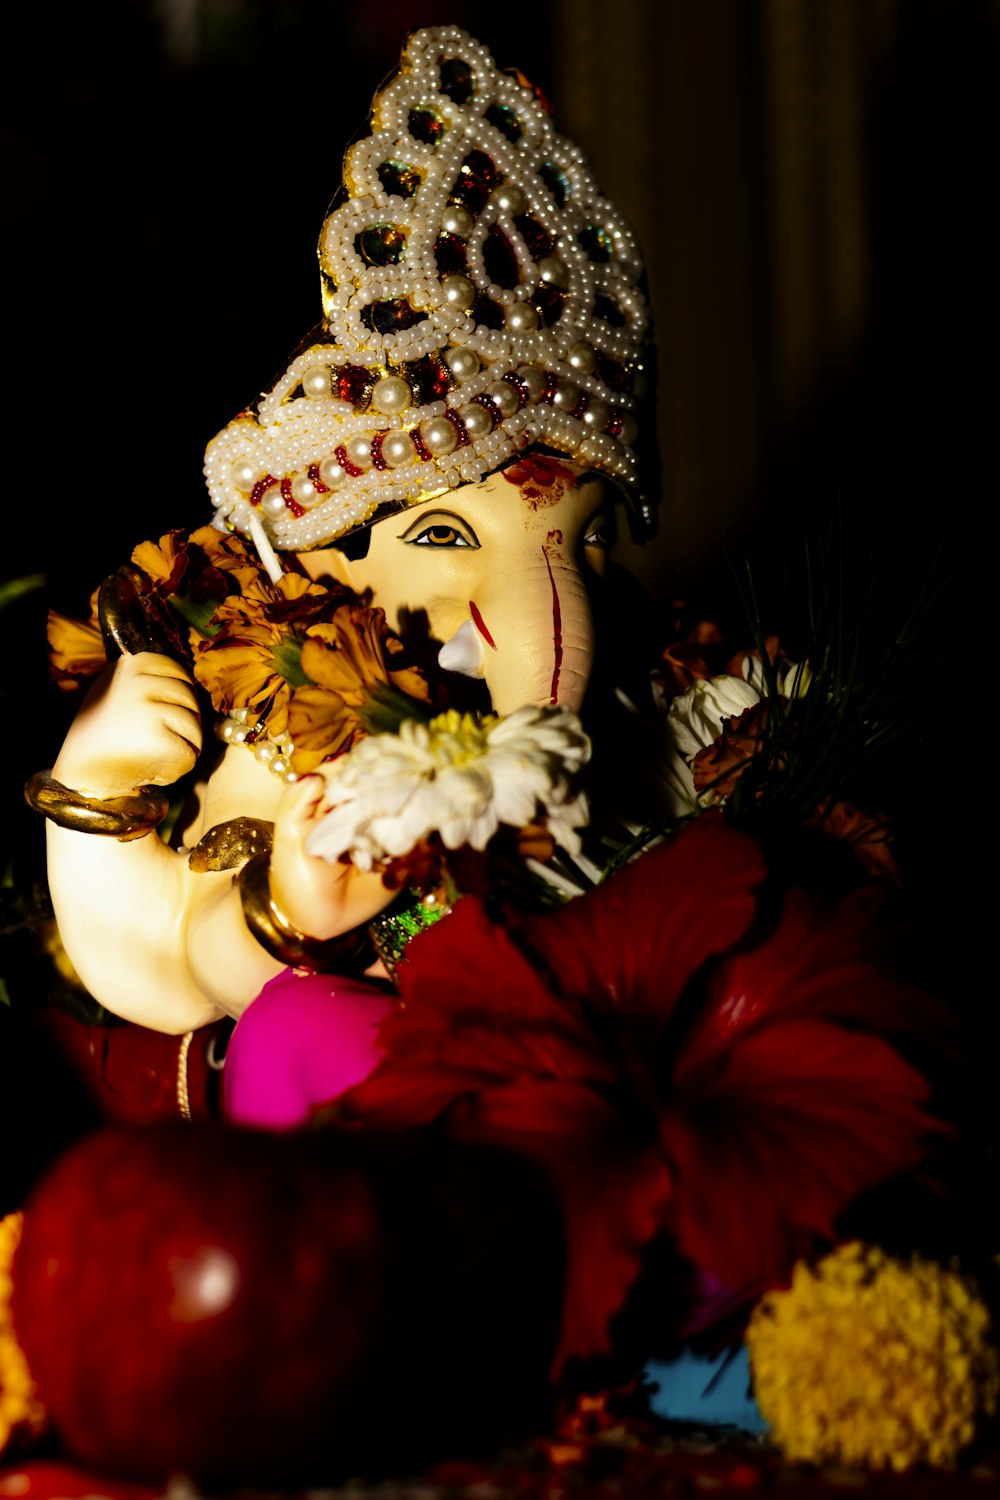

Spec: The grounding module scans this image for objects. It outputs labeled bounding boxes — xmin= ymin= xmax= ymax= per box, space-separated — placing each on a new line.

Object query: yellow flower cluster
xmin=747 ymin=1241 xmax=1000 ymax=1471
xmin=0 ymin=1213 xmax=45 ymax=1457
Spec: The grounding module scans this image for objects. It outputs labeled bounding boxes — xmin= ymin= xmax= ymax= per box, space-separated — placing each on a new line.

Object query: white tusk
xmin=437 ymin=618 xmax=486 ymax=679
xmin=248 ymin=511 xmax=284 ymax=585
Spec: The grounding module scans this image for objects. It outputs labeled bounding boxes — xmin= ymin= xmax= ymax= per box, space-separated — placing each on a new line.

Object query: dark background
xmin=4 ymin=1 xmax=994 ymax=601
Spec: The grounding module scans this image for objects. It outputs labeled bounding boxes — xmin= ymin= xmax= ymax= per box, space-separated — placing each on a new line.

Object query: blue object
xmin=644 ymin=1344 xmax=768 ymax=1433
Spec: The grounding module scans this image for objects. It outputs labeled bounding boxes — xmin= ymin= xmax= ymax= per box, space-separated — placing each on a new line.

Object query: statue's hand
xmin=52 ymin=651 xmax=203 ymax=798
xmin=269 ymin=775 xmax=391 ymax=942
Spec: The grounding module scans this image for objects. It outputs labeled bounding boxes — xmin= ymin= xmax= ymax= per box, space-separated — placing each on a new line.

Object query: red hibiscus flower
xmin=337 ymin=814 xmax=947 ymax=1377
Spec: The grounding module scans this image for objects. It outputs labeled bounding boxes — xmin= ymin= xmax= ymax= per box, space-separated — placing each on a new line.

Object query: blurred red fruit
xmin=12 ymin=1122 xmax=563 ymax=1488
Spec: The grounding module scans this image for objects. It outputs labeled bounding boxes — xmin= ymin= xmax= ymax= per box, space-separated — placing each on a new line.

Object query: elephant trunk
xmin=476 ymin=553 xmax=595 ymax=716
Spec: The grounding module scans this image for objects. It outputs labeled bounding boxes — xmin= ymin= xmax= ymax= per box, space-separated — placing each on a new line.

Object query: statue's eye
xmin=411 ymin=525 xmax=471 ymax=547
xmin=402 ymin=512 xmax=480 ymax=548
xmin=584 ymin=514 xmax=616 ymax=551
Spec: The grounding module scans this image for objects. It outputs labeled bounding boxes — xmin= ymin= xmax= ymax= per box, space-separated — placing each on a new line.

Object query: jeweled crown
xmin=204 ymin=25 xmax=652 ymax=552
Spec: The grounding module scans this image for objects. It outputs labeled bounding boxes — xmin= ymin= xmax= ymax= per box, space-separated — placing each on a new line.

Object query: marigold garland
xmin=0 ymin=1212 xmax=45 ymax=1457
xmin=746 ymin=1241 xmax=1000 ymax=1471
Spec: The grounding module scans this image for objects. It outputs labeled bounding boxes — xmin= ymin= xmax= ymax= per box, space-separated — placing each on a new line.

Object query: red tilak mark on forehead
xmin=469 ymin=600 xmax=496 ymax=650
xmin=542 ymin=547 xmax=563 ymax=704
xmin=501 ymin=454 xmax=578 ymax=509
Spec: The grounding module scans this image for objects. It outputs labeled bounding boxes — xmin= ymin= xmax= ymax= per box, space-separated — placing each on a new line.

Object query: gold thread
xmin=177 ymin=1030 xmax=194 ymax=1120
xmin=24 ymin=771 xmax=170 ymax=841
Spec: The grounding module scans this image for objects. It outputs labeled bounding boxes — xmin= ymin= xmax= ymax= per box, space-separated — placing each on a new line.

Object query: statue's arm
xmin=181 ymin=752 xmax=393 ymax=1020
xmin=44 ymin=652 xmax=390 ymax=1032
xmin=46 ymin=817 xmax=238 ymax=1032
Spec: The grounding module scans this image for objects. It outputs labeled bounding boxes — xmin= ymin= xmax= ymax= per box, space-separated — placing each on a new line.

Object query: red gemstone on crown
xmin=534 ymin=285 xmax=565 ymax=327
xmin=513 ymin=215 xmax=553 ymax=259
xmin=435 ymin=234 xmax=469 ymax=276
xmin=408 ymin=355 xmax=452 ymax=404
xmin=336 ymin=366 xmax=374 ymax=406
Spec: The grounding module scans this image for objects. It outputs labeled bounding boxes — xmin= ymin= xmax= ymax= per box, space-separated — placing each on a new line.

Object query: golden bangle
xmin=236 ymin=851 xmax=374 ymax=974
xmin=24 ymin=771 xmax=170 ymax=841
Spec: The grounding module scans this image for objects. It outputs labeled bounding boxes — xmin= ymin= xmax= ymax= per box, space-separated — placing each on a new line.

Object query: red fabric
xmin=35 ymin=1009 xmax=225 ymax=1123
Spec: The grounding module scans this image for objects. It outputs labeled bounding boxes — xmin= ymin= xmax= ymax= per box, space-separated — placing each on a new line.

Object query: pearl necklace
xmin=216 ymin=707 xmax=299 ymax=784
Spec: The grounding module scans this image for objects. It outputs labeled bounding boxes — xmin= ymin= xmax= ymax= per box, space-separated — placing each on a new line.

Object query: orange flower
xmin=289 ymin=605 xmax=429 ymax=774
xmin=46 ymin=589 xmax=106 ymax=690
xmin=807 ymin=796 xmax=902 ymax=886
xmin=692 ymin=700 xmax=779 ymax=802
xmin=192 ymin=573 xmax=330 ymax=734
xmin=654 ymin=618 xmax=729 ymax=704
xmin=130 ymin=531 xmax=188 ymax=590
xmin=186 ymin=524 xmax=264 ymax=595
xmin=122 ymin=530 xmax=226 ymax=660
xmin=133 ymin=524 xmax=308 ymax=632
xmin=193 ymin=622 xmax=292 ymax=733
xmin=657 ymin=641 xmax=715 ymax=700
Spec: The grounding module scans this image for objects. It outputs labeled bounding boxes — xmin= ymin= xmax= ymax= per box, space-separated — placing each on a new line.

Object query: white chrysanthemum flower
xmin=305 ymin=704 xmax=592 ymax=870
xmin=663 ymin=656 xmax=810 ymax=811
xmin=667 ymin=675 xmax=762 ymax=762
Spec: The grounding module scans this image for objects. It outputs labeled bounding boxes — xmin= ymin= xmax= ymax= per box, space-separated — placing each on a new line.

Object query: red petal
xmin=515 ymin=813 xmax=765 ymax=1024
xmin=661 ymin=1019 xmax=937 ymax=1290
xmin=450 ymin=1080 xmax=672 ymax=1373
xmin=678 ymin=884 xmax=952 ymax=1068
xmin=340 ymin=898 xmax=618 ymax=1127
xmin=395 ymin=897 xmax=565 ymax=1033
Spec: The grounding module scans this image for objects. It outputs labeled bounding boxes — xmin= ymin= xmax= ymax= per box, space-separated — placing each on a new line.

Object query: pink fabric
xmin=223 ymin=969 xmax=396 ymax=1130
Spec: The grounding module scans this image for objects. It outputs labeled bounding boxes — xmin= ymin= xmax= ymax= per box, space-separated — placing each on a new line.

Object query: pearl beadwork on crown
xmin=204 ymin=25 xmax=650 ymax=552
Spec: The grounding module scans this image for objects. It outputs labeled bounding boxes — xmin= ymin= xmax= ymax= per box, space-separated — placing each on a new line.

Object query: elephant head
xmin=300 ymin=453 xmax=620 ymax=716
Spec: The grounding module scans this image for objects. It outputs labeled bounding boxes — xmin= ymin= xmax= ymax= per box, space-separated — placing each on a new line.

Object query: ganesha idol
xmin=33 ymin=24 xmax=657 ymax=1125
xmin=10 ymin=24 xmax=957 ymax=1487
